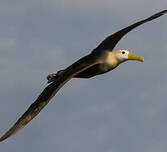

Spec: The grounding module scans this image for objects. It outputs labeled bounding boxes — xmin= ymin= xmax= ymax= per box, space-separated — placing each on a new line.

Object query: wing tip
xmin=0 ymin=131 xmax=12 ymax=143
xmin=160 ymin=10 xmax=167 ymax=15
xmin=0 ymin=122 xmax=24 ymax=143
xmin=0 ymin=135 xmax=8 ymax=142
xmin=0 ymin=131 xmax=9 ymax=142
xmin=148 ymin=10 xmax=167 ymax=21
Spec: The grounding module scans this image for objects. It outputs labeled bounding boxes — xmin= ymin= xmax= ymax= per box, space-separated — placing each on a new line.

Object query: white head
xmin=115 ymin=50 xmax=144 ymax=63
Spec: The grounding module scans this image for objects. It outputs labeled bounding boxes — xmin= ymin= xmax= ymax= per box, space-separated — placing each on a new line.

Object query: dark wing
xmin=0 ymin=54 xmax=99 ymax=142
xmin=92 ymin=10 xmax=167 ymax=52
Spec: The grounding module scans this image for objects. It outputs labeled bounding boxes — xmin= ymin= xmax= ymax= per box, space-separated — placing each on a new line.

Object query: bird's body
xmin=0 ymin=10 xmax=166 ymax=142
xmin=75 ymin=51 xmax=119 ymax=78
xmin=54 ymin=51 xmax=118 ymax=79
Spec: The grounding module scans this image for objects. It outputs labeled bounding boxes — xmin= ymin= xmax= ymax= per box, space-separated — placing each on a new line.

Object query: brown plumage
xmin=0 ymin=10 xmax=166 ymax=142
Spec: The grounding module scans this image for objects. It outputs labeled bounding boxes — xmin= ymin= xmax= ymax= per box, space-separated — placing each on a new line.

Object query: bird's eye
xmin=122 ymin=51 xmax=125 ymax=54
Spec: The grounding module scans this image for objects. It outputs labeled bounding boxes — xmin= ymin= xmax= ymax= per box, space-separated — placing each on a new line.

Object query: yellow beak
xmin=128 ymin=52 xmax=144 ymax=62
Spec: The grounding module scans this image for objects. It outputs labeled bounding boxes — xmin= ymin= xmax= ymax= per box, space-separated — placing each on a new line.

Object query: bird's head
xmin=114 ymin=50 xmax=144 ymax=63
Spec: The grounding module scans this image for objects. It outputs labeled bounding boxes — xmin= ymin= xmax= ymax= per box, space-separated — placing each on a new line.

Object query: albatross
xmin=0 ymin=10 xmax=167 ymax=142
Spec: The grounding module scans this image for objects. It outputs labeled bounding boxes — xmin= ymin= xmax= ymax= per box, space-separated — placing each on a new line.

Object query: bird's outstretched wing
xmin=93 ymin=10 xmax=167 ymax=52
xmin=0 ymin=54 xmax=99 ymax=142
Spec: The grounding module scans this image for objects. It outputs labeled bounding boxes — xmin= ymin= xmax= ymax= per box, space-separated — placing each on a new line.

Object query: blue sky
xmin=0 ymin=0 xmax=167 ymax=152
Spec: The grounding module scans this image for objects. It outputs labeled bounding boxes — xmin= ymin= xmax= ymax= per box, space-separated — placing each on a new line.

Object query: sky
xmin=0 ymin=0 xmax=167 ymax=152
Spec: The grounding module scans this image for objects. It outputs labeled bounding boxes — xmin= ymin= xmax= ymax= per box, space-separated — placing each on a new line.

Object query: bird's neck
xmin=104 ymin=51 xmax=119 ymax=68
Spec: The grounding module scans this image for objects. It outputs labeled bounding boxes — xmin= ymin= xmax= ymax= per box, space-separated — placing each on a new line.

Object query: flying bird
xmin=0 ymin=10 xmax=166 ymax=142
